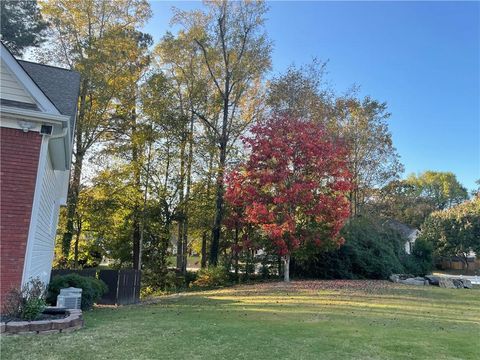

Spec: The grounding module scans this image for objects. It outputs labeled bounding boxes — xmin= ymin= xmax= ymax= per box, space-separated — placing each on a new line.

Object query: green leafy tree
xmin=154 ymin=29 xmax=211 ymax=273
xmin=38 ymin=0 xmax=152 ymax=258
xmin=0 ymin=0 xmax=48 ymax=55
xmin=172 ymin=0 xmax=272 ymax=265
xmin=377 ymin=172 xmax=469 ymax=228
xmin=472 ymin=179 xmax=480 ymax=197
xmin=407 ymin=171 xmax=468 ymax=209
xmin=333 ymin=96 xmax=404 ymax=216
xmin=420 ymin=196 xmax=480 ymax=269
xmin=375 ymin=180 xmax=436 ymax=228
xmin=267 ymin=60 xmax=334 ymax=122
xmin=103 ymin=28 xmax=153 ymax=270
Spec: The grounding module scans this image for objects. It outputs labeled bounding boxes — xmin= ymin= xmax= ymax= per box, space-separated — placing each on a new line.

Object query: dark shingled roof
xmin=385 ymin=219 xmax=418 ymax=239
xmin=18 ymin=60 xmax=80 ymax=133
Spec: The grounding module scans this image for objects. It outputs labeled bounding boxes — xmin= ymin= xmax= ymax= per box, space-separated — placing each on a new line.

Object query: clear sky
xmin=144 ymin=0 xmax=480 ymax=191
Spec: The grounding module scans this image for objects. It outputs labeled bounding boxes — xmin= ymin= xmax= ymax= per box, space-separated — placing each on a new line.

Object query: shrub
xmin=141 ymin=270 xmax=199 ymax=297
xmin=22 ymin=296 xmax=46 ymax=321
xmin=140 ymin=286 xmax=157 ymax=298
xmin=192 ymin=267 xmax=229 ymax=288
xmin=3 ymin=278 xmax=47 ymax=321
xmin=47 ymin=274 xmax=108 ymax=310
xmin=141 ymin=266 xmax=170 ymax=293
xmin=184 ymin=270 xmax=198 ymax=288
xmin=404 ymin=237 xmax=434 ymax=276
xmin=292 ymin=217 xmax=406 ymax=279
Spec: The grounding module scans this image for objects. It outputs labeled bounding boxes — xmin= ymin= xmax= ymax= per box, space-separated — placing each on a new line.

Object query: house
xmin=386 ymin=219 xmax=419 ymax=255
xmin=0 ymin=43 xmax=80 ymax=304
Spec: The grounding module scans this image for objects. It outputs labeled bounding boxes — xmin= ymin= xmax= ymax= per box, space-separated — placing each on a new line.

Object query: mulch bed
xmin=0 ymin=312 xmax=67 ymax=323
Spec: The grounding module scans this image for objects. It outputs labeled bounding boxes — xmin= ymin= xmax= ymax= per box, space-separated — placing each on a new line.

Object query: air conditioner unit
xmin=56 ymin=287 xmax=82 ymax=309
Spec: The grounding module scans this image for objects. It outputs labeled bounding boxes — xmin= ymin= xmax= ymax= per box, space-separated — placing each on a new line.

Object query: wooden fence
xmin=50 ymin=269 xmax=141 ymax=305
xmin=436 ymin=257 xmax=479 ymax=271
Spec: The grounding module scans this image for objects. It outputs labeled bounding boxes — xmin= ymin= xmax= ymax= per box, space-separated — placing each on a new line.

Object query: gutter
xmin=48 ymin=126 xmax=68 ymax=139
xmin=1 ymin=105 xmax=72 ymax=170
xmin=0 ymin=105 xmax=70 ymax=125
xmin=47 ymin=125 xmax=71 ymax=170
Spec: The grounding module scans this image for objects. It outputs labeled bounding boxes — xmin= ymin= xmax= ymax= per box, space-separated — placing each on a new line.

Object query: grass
xmin=1 ymin=280 xmax=479 ymax=360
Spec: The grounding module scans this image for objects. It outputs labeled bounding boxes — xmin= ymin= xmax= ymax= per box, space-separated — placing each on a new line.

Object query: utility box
xmin=56 ymin=287 xmax=82 ymax=309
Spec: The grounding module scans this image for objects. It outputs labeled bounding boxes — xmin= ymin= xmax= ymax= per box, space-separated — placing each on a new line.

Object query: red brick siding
xmin=0 ymin=127 xmax=42 ymax=308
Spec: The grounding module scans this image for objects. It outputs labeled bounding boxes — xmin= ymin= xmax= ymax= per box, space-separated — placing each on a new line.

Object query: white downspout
xmin=48 ymin=127 xmax=68 ymax=139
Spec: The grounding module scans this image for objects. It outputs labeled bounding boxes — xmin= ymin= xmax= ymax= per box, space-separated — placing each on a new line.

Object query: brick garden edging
xmin=0 ymin=309 xmax=83 ymax=335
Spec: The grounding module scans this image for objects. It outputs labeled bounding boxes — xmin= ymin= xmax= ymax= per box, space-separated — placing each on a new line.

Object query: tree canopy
xmin=406 ymin=171 xmax=469 ymax=210
xmin=225 ymin=116 xmax=351 ymax=281
xmin=0 ymin=0 xmax=48 ymax=55
xmin=23 ymin=0 xmax=472 ymax=289
xmin=420 ymin=196 xmax=480 ymax=269
xmin=376 ymin=171 xmax=469 ymax=228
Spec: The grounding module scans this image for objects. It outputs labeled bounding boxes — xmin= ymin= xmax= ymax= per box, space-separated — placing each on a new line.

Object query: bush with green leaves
xmin=403 ymin=237 xmax=434 ymax=276
xmin=143 ymin=270 xmax=199 ymax=298
xmin=292 ymin=217 xmax=406 ymax=279
xmin=184 ymin=271 xmax=198 ymax=288
xmin=192 ymin=267 xmax=229 ymax=288
xmin=47 ymin=274 xmax=107 ymax=310
xmin=3 ymin=278 xmax=47 ymax=321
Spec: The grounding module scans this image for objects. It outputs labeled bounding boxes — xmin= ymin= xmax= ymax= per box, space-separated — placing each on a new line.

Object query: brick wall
xmin=0 ymin=127 xmax=42 ymax=307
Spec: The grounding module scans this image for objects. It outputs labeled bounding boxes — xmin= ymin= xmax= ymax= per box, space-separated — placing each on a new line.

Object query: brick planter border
xmin=0 ymin=309 xmax=83 ymax=335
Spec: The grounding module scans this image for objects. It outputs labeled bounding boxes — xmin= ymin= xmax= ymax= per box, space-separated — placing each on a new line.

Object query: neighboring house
xmin=386 ymin=219 xmax=419 ymax=255
xmin=0 ymin=43 xmax=80 ymax=304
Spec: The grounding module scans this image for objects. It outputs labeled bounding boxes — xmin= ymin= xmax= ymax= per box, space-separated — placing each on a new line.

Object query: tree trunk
xmin=132 ymin=210 xmax=141 ymax=270
xmin=201 ymin=144 xmax=215 ymax=268
xmin=210 ymin=51 xmax=230 ymax=266
xmin=176 ymin=219 xmax=184 ymax=271
xmin=181 ymin=115 xmax=194 ymax=275
xmin=283 ymin=254 xmax=290 ymax=282
xmin=463 ymin=253 xmax=469 ymax=271
xmin=210 ymin=141 xmax=226 ymax=266
xmin=73 ymin=220 xmax=81 ymax=269
xmin=278 ymin=256 xmax=282 ymax=279
xmin=62 ymin=151 xmax=84 ymax=257
xmin=201 ymin=232 xmax=208 ymax=268
xmin=62 ymin=78 xmax=88 ymax=257
xmin=234 ymin=224 xmax=239 ymax=277
xmin=138 ymin=140 xmax=152 ymax=273
xmin=176 ymin=130 xmax=186 ymax=271
xmin=131 ymin=109 xmax=142 ymax=271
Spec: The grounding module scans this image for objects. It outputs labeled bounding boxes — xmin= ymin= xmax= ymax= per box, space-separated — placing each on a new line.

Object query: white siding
xmin=0 ymin=59 xmax=36 ymax=104
xmin=23 ymin=151 xmax=61 ymax=285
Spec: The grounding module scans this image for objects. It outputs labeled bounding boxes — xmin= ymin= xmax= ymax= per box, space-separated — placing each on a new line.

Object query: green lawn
xmin=2 ymin=280 xmax=479 ymax=360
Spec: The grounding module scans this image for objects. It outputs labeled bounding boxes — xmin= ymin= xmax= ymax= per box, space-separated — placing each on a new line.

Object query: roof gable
xmin=0 ymin=43 xmax=60 ymax=114
xmin=0 ymin=58 xmax=36 ymax=105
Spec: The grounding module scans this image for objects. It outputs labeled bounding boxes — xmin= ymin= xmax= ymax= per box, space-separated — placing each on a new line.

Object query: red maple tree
xmin=225 ymin=116 xmax=352 ymax=281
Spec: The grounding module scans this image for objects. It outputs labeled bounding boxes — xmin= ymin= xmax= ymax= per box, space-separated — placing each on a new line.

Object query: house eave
xmin=0 ymin=105 xmax=70 ymax=124
xmin=0 ymin=105 xmax=73 ymax=171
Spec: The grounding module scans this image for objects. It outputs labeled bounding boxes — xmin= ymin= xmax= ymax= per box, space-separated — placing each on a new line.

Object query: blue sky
xmin=145 ymin=1 xmax=479 ymax=191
